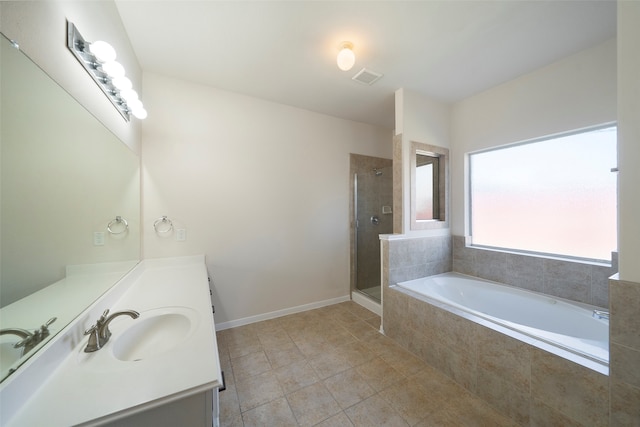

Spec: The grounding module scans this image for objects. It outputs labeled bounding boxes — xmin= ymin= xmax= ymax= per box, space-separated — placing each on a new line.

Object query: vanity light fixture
xmin=67 ymin=21 xmax=147 ymax=121
xmin=337 ymin=41 xmax=355 ymax=71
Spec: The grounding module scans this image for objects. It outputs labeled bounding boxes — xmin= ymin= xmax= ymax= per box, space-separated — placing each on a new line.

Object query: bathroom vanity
xmin=0 ymin=255 xmax=222 ymax=427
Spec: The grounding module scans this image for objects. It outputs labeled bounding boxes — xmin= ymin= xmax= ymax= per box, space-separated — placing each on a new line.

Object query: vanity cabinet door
xmin=102 ymin=389 xmax=215 ymax=427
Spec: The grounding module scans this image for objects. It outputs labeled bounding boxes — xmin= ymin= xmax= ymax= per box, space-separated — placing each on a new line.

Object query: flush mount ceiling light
xmin=67 ymin=21 xmax=147 ymax=120
xmin=337 ymin=41 xmax=355 ymax=71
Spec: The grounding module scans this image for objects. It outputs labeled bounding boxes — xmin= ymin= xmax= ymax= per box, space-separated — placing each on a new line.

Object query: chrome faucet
xmin=0 ymin=317 xmax=57 ymax=355
xmin=84 ymin=309 xmax=139 ymax=353
xmin=593 ymin=309 xmax=610 ymax=320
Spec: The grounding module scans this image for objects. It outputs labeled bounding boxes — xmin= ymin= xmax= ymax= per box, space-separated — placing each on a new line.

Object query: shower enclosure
xmin=350 ymin=154 xmax=393 ymax=303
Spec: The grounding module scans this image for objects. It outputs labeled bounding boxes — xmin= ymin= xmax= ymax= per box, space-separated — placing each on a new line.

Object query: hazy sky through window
xmin=470 ymin=126 xmax=617 ymax=260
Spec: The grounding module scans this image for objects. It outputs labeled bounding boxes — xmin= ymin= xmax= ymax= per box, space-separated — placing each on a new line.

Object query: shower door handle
xmin=370 ymin=216 xmax=380 ymax=226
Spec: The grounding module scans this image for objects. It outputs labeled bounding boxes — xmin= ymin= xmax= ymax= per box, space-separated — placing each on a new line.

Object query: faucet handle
xmin=83 ymin=324 xmax=101 ymax=352
xmin=84 ymin=323 xmax=98 ymax=336
xmin=43 ymin=317 xmax=57 ymax=329
xmin=13 ymin=317 xmax=59 ymax=352
xmin=98 ymin=309 xmax=110 ymax=323
xmin=13 ymin=332 xmax=35 ymax=350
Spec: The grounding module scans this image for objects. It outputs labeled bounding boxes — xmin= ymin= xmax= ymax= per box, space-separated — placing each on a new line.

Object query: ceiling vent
xmin=352 ymin=68 xmax=383 ymax=85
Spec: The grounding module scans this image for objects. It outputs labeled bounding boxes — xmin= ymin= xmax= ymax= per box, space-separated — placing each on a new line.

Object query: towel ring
xmin=107 ymin=216 xmax=128 ymax=235
xmin=153 ymin=216 xmax=173 ymax=234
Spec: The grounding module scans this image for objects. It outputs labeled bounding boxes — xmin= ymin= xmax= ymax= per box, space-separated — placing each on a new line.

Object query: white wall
xmin=450 ymin=39 xmax=617 ymax=237
xmin=618 ymin=1 xmax=640 ymax=282
xmin=394 ymin=88 xmax=451 ymax=235
xmin=141 ymin=72 xmax=391 ymax=324
xmin=0 ymin=1 xmax=142 ymax=153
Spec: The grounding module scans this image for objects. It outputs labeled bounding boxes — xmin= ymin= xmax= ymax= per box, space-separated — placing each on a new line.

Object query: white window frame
xmin=467 ymin=124 xmax=617 ymax=263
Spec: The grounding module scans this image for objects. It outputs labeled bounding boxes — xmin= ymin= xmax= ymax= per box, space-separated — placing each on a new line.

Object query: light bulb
xmin=131 ymin=106 xmax=148 ymax=120
xmin=101 ymin=61 xmax=125 ymax=79
xmin=127 ymin=98 xmax=143 ymax=111
xmin=112 ymin=76 xmax=132 ymax=91
xmin=89 ymin=41 xmax=116 ymax=63
xmin=120 ymin=89 xmax=138 ymax=103
xmin=337 ymin=42 xmax=355 ymax=71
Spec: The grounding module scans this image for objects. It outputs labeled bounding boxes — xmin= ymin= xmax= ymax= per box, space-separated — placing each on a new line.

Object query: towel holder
xmin=153 ymin=216 xmax=173 ymax=234
xmin=107 ymin=216 xmax=128 ymax=235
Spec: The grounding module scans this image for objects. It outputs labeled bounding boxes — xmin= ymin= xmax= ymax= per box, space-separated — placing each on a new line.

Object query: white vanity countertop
xmin=2 ymin=255 xmax=221 ymax=427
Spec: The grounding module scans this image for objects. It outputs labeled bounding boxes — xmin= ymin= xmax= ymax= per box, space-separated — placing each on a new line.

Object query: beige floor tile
xmin=257 ymin=328 xmax=293 ymax=349
xmin=379 ymin=377 xmax=440 ymax=425
xmin=411 ymin=364 xmax=464 ymax=399
xmin=333 ymin=309 xmax=362 ymax=325
xmin=364 ymin=316 xmax=381 ymax=329
xmin=274 ymin=360 xmax=319 ymax=394
xmin=218 ymin=384 xmax=241 ymax=424
xmin=323 ymin=368 xmax=375 ymax=409
xmin=345 ymin=303 xmax=379 ymax=321
xmin=339 ymin=340 xmax=377 ymax=367
xmin=235 ymin=370 xmax=283 ymax=412
xmin=293 ymin=336 xmax=330 ymax=357
xmin=219 ymin=353 xmax=235 ymax=386
xmin=228 ymin=337 xmax=263 ymax=359
xmin=383 ymin=350 xmax=428 ymax=377
xmin=321 ymin=325 xmax=358 ymax=347
xmin=224 ymin=325 xmax=257 ymax=344
xmin=220 ymin=412 xmax=244 ymax=427
xmin=309 ymin=347 xmax=352 ymax=379
xmin=217 ymin=301 xmax=522 ymax=427
xmin=344 ymin=394 xmax=410 ymax=427
xmin=264 ymin=341 xmax=305 ymax=369
xmin=413 ymin=409 xmax=460 ymax=427
xmin=441 ymin=391 xmax=519 ymax=427
xmin=314 ymin=411 xmax=355 ymax=427
xmin=251 ymin=317 xmax=284 ymax=334
xmin=355 ymin=356 xmax=404 ymax=392
xmin=360 ymin=330 xmax=403 ymax=356
xmin=241 ymin=397 xmax=297 ymax=427
xmin=287 ymin=382 xmax=342 ymax=427
xmin=341 ymin=319 xmax=380 ymax=340
xmin=231 ymin=350 xmax=272 ymax=380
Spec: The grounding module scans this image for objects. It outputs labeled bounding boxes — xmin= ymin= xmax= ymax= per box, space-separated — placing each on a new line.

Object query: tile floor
xmin=216 ymin=301 xmax=519 ymax=427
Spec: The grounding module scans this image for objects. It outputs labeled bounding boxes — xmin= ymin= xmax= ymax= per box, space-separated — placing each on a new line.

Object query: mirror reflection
xmin=0 ymin=34 xmax=140 ymax=381
xmin=410 ymin=141 xmax=448 ymax=230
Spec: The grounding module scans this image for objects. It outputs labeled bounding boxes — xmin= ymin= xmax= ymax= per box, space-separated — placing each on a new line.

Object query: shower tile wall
xmin=452 ymin=236 xmax=617 ymax=308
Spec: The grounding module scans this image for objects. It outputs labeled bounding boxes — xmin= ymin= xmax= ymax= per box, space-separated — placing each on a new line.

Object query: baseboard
xmin=215 ymin=295 xmax=351 ymax=331
xmin=351 ymin=291 xmax=382 ymax=316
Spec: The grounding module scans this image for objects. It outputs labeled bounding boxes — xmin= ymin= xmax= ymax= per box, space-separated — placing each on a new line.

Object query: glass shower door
xmin=354 ymin=165 xmax=393 ymax=302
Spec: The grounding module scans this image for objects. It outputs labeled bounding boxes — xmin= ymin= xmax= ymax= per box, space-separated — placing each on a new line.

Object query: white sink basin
xmin=111 ymin=307 xmax=198 ymax=362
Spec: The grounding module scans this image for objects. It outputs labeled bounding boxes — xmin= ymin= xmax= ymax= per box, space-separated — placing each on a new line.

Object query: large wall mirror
xmin=410 ymin=141 xmax=449 ymax=230
xmin=0 ymin=34 xmax=140 ymax=382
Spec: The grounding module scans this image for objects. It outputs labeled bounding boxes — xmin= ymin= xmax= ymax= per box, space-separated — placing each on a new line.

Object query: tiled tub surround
xmin=381 ymin=235 xmax=618 ymax=426
xmin=453 ymin=236 xmax=617 ymax=309
xmin=384 ymin=234 xmax=453 ymax=287
xmin=396 ymin=273 xmax=609 ymax=365
xmin=609 ymin=275 xmax=640 ymax=424
xmin=383 ymin=285 xmax=609 ymax=426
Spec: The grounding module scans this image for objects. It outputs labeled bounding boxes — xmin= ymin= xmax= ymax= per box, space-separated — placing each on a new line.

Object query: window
xmin=415 ymin=154 xmax=439 ymax=220
xmin=469 ymin=126 xmax=617 ymax=261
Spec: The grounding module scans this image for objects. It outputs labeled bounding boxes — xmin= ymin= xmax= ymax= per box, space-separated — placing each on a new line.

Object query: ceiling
xmin=115 ymin=1 xmax=616 ymax=130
